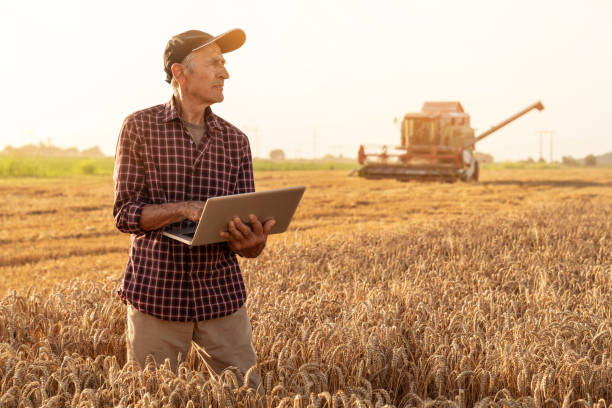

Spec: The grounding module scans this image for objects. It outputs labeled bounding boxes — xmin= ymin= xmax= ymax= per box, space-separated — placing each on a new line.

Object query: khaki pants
xmin=126 ymin=304 xmax=261 ymax=391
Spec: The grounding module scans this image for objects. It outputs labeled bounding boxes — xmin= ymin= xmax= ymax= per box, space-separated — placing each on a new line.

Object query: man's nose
xmin=220 ymin=66 xmax=229 ymax=79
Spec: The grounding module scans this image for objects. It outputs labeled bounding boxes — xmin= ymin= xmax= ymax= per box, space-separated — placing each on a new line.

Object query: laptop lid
xmin=163 ymin=186 xmax=306 ymax=246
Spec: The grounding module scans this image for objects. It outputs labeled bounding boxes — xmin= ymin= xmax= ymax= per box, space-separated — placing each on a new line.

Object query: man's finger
xmin=220 ymin=231 xmax=241 ymax=251
xmin=233 ymin=217 xmax=253 ymax=238
xmin=263 ymin=218 xmax=276 ymax=235
xmin=249 ymin=214 xmax=264 ymax=236
xmin=228 ymin=220 xmax=245 ymax=241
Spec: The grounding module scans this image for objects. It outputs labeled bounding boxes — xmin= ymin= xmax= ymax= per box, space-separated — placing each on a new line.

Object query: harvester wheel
xmin=461 ymin=160 xmax=480 ymax=182
xmin=473 ymin=161 xmax=480 ymax=182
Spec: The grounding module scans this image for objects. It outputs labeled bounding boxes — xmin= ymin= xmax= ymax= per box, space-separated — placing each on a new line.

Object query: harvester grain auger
xmin=357 ymin=101 xmax=544 ymax=181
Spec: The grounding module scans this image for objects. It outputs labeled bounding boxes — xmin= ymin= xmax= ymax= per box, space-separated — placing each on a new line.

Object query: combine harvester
xmin=358 ymin=101 xmax=544 ymax=181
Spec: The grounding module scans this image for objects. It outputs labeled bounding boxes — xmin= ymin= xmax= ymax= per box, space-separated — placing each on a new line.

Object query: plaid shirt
xmin=113 ymin=96 xmax=254 ymax=322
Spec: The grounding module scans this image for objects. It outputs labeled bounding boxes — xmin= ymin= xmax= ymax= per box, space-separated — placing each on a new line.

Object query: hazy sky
xmin=1 ymin=0 xmax=611 ymax=161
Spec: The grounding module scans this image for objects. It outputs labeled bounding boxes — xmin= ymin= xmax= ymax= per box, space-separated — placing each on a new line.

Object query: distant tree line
xmin=267 ymin=149 xmax=354 ymax=162
xmin=561 ymin=154 xmax=597 ymax=167
xmin=520 ymin=154 xmax=598 ymax=166
xmin=269 ymin=149 xmax=286 ymax=161
xmin=1 ymin=141 xmax=105 ymax=157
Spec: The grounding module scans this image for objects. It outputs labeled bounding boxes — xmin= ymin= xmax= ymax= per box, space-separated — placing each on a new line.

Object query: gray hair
xmin=170 ymin=52 xmax=196 ymax=93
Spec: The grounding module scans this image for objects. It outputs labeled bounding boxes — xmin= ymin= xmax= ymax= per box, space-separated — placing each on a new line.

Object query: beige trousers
xmin=126 ymin=304 xmax=261 ymax=390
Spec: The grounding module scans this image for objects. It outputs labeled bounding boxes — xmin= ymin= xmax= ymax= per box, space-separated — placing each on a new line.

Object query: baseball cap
xmin=163 ymin=28 xmax=246 ymax=83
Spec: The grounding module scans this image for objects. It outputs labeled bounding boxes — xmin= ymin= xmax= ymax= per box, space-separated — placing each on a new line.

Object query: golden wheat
xmin=0 ymin=169 xmax=611 ymax=407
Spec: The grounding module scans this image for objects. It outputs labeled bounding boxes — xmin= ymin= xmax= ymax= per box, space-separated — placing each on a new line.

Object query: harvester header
xmin=358 ymin=101 xmax=544 ymax=181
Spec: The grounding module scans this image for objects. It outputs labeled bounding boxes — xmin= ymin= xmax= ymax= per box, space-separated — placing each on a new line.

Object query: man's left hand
xmin=220 ymin=214 xmax=275 ymax=258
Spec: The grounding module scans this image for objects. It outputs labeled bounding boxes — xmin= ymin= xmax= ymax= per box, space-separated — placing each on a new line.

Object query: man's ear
xmin=171 ymin=63 xmax=186 ymax=86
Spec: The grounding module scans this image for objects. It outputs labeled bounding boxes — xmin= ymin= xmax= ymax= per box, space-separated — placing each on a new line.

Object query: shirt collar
xmin=162 ymin=96 xmax=221 ymax=131
xmin=162 ymin=96 xmax=180 ymax=123
xmin=204 ymin=106 xmax=221 ymax=132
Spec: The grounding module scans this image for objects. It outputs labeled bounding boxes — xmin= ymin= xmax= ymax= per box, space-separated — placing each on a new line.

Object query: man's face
xmin=181 ymin=43 xmax=229 ymax=105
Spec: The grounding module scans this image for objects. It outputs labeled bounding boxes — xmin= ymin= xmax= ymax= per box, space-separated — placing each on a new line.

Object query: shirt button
xmin=190 ymin=141 xmax=194 ymax=145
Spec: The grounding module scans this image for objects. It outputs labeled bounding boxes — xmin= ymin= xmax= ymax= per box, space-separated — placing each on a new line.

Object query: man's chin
xmin=211 ymin=93 xmax=224 ymax=104
xmin=194 ymin=93 xmax=224 ymax=105
xmin=202 ymin=95 xmax=224 ymax=105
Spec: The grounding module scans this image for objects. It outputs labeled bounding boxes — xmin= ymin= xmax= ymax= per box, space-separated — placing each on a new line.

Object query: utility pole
xmin=537 ymin=130 xmax=555 ymax=162
xmin=539 ymin=131 xmax=543 ymax=161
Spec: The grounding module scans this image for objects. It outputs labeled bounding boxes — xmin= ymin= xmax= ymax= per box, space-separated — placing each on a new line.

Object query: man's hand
xmin=220 ymin=214 xmax=275 ymax=258
xmin=181 ymin=201 xmax=206 ymax=222
xmin=139 ymin=201 xmax=205 ymax=231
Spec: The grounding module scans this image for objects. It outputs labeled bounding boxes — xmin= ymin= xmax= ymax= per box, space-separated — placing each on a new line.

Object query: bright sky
xmin=1 ymin=0 xmax=611 ymax=161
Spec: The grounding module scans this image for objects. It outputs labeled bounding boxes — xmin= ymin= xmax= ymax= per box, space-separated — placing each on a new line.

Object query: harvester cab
xmin=358 ymin=101 xmax=544 ymax=181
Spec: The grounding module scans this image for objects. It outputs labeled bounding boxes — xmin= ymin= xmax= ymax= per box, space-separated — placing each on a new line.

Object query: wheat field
xmin=0 ymin=168 xmax=611 ymax=407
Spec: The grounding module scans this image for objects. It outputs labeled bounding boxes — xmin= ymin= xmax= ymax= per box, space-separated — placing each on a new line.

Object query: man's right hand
xmin=140 ymin=201 xmax=205 ymax=231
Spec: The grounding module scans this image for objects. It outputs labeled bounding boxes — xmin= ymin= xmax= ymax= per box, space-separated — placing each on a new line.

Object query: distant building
xmin=474 ymin=151 xmax=494 ymax=164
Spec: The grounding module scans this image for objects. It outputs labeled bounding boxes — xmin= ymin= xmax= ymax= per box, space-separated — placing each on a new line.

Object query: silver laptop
xmin=162 ymin=186 xmax=306 ymax=246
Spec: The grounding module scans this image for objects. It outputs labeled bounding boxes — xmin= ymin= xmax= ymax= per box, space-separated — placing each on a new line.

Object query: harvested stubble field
xmin=0 ymin=168 xmax=611 ymax=407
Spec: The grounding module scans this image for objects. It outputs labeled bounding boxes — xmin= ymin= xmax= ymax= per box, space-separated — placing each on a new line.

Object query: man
xmin=112 ymin=28 xmax=272 ymax=390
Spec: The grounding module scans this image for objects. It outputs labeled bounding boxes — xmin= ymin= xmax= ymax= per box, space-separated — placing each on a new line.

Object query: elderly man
xmin=112 ymin=29 xmax=272 ymax=390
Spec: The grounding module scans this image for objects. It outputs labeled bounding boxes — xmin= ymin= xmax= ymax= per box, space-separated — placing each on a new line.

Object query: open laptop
xmin=162 ymin=186 xmax=306 ymax=246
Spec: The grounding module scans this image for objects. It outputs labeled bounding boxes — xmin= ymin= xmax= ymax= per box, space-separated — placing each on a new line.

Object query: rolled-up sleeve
xmin=113 ymin=116 xmax=148 ymax=235
xmin=235 ymin=137 xmax=255 ymax=194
